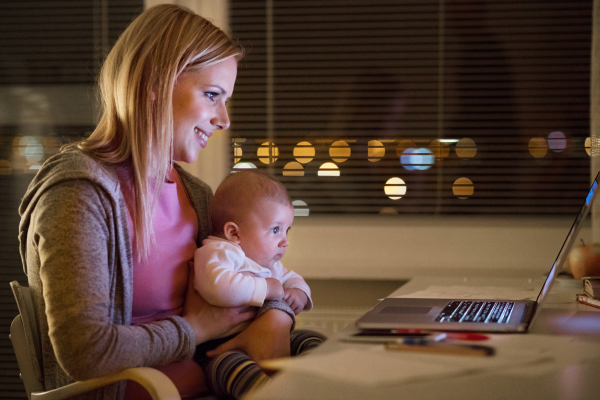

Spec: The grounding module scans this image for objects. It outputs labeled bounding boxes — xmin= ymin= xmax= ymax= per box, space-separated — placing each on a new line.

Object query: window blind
xmin=229 ymin=0 xmax=592 ymax=215
xmin=0 ymin=2 xmax=144 ymax=398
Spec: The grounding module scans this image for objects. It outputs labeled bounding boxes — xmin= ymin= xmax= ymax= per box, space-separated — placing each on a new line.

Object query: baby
xmin=192 ymin=170 xmax=324 ymax=399
xmin=193 ymin=169 xmax=312 ymax=339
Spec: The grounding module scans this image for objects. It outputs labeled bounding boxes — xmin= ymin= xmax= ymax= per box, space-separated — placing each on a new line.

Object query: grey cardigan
xmin=18 ymin=150 xmax=294 ymax=400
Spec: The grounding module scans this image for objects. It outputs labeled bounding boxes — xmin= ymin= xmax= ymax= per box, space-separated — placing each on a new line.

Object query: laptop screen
xmin=536 ymin=173 xmax=600 ymax=304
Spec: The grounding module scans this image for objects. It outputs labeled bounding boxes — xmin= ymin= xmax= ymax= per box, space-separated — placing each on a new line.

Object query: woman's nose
xmin=212 ymin=103 xmax=230 ymax=131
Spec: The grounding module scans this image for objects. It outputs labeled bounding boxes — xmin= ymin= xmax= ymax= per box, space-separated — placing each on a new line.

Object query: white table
xmin=247 ymin=277 xmax=600 ymax=400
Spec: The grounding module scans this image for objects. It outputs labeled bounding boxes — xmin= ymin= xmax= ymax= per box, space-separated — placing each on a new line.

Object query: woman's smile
xmin=194 ymin=127 xmax=211 ymax=148
xmin=172 ymin=56 xmax=237 ymax=163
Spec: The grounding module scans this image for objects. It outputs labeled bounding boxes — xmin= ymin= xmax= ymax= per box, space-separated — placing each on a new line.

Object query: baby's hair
xmin=211 ymin=170 xmax=292 ymax=236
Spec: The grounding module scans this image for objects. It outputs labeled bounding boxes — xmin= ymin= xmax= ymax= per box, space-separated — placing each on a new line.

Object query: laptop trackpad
xmin=380 ymin=306 xmax=433 ymax=315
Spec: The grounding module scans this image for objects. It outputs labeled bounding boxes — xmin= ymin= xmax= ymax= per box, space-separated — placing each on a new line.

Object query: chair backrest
xmin=10 ymin=281 xmax=45 ymax=399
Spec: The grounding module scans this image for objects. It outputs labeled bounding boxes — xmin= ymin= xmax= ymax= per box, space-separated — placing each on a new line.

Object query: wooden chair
xmin=9 ymin=281 xmax=181 ymax=400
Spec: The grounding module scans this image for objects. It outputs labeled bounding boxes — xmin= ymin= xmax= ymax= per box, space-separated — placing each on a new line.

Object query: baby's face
xmin=237 ymin=200 xmax=294 ymax=269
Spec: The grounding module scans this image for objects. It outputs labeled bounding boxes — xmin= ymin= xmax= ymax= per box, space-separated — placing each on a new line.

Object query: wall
xmin=283 ymin=215 xmax=586 ymax=280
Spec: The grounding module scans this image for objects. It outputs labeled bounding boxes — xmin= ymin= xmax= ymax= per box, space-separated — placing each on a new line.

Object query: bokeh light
xmin=384 ymin=177 xmax=407 ymax=200
xmin=283 ymin=161 xmax=304 ymax=176
xmin=585 ymin=137 xmax=591 ymax=156
xmin=232 ymin=162 xmax=257 ymax=171
xmin=257 ymin=142 xmax=279 ymax=164
xmin=455 ymin=138 xmax=477 ymax=159
xmin=13 ymin=136 xmax=45 ymax=163
xmin=329 ymin=140 xmax=351 ymax=163
xmin=529 ymin=137 xmax=548 ymax=158
xmin=233 ymin=143 xmax=242 ymax=163
xmin=400 ymin=148 xmax=434 ymax=171
xmin=548 ymin=131 xmax=567 ymax=152
xmin=292 ymin=200 xmax=310 ymax=216
xmin=368 ymin=140 xmax=385 ymax=162
xmin=452 ymin=177 xmax=474 ymax=199
xmin=0 ymin=160 xmax=12 ymax=175
xmin=294 ymin=141 xmax=315 ymax=164
xmin=318 ymin=162 xmax=340 ymax=176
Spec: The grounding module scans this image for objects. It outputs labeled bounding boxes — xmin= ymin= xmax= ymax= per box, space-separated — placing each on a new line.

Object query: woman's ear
xmin=223 ymin=222 xmax=240 ymax=243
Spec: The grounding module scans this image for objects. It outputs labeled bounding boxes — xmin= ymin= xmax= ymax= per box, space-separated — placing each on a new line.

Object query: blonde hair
xmin=67 ymin=4 xmax=242 ymax=259
xmin=211 ymin=171 xmax=293 ymax=236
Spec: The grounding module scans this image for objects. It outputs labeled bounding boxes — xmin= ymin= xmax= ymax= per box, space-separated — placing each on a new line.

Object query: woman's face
xmin=171 ymin=56 xmax=238 ymax=164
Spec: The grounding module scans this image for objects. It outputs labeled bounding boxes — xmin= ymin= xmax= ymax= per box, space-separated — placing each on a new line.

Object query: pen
xmin=385 ymin=340 xmax=495 ymax=357
xmin=354 ymin=329 xmax=429 ymax=335
xmin=340 ymin=333 xmax=447 ymax=344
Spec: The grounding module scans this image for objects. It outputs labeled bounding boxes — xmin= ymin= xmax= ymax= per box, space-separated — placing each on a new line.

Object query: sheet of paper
xmin=390 ymin=285 xmax=539 ymax=300
xmin=491 ymin=334 xmax=600 ymax=377
xmin=263 ymin=347 xmax=462 ymax=386
xmin=260 ymin=335 xmax=600 ymax=386
xmin=261 ymin=343 xmax=540 ymax=386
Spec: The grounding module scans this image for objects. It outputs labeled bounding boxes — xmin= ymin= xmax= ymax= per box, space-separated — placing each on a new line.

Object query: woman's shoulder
xmin=41 ymin=148 xmax=118 ymax=185
xmin=22 ymin=149 xmax=121 ymax=212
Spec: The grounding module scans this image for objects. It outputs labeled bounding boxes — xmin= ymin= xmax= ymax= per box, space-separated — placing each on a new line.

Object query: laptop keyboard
xmin=435 ymin=301 xmax=515 ymax=324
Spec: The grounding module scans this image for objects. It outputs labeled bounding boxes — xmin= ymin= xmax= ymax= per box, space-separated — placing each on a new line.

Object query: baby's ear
xmin=223 ymin=222 xmax=240 ymax=243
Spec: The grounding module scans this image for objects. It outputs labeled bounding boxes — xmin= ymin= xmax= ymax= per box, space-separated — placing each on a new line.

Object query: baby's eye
xmin=272 ymin=227 xmax=280 ymax=234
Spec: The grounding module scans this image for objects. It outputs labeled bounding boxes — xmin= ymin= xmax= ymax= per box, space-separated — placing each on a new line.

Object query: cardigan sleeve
xmin=30 ymin=179 xmax=195 ymax=381
xmin=256 ymin=300 xmax=296 ymax=332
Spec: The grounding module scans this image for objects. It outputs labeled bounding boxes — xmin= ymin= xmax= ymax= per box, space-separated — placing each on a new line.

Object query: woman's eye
xmin=205 ymin=92 xmax=217 ymax=101
xmin=272 ymin=227 xmax=279 ymax=234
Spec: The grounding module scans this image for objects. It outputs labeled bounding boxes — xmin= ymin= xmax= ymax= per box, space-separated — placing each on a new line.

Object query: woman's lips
xmin=194 ymin=127 xmax=210 ymax=147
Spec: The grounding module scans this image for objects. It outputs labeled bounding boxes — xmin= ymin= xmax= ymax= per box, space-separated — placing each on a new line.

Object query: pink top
xmin=128 ymin=171 xmax=198 ymax=324
xmin=117 ymin=166 xmax=204 ymax=399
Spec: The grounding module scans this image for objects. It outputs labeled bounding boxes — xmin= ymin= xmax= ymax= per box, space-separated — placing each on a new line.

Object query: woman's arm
xmin=34 ymin=180 xmax=257 ymax=380
xmin=31 ymin=180 xmax=197 ymax=380
xmin=183 ymin=266 xmax=257 ymax=345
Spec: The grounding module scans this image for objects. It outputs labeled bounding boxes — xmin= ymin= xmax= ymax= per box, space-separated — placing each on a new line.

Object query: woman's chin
xmin=174 ymin=152 xmax=200 ymax=165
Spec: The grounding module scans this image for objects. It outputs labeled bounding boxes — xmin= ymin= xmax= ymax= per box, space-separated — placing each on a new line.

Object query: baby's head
xmin=210 ymin=170 xmax=294 ymax=269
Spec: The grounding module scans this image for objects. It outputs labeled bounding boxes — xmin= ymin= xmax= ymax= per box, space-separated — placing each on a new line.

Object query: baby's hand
xmin=283 ymin=288 xmax=308 ymax=315
xmin=265 ymin=278 xmax=284 ymax=300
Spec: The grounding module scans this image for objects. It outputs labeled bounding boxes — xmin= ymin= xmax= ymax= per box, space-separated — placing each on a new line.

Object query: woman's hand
xmin=206 ymin=309 xmax=293 ymax=362
xmin=182 ymin=266 xmax=256 ymax=345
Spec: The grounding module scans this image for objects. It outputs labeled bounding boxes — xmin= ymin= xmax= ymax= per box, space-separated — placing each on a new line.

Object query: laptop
xmin=355 ymin=172 xmax=600 ymax=333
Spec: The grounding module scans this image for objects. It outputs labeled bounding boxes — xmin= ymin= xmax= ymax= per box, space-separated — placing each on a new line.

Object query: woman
xmin=18 ymin=4 xmax=295 ymax=399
